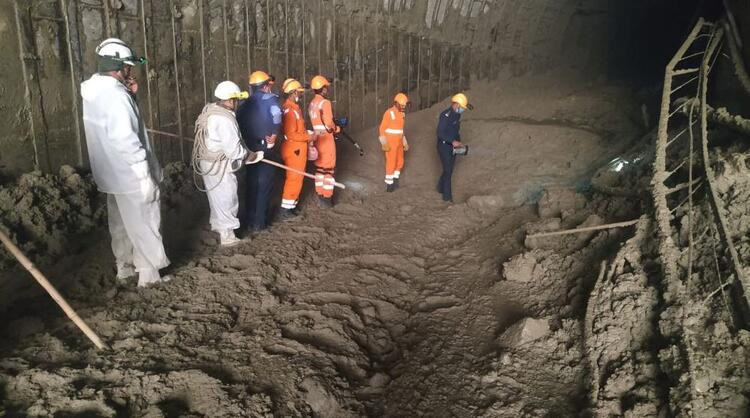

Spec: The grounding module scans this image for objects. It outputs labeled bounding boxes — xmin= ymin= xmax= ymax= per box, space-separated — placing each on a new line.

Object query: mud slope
xmin=0 ymin=79 xmax=644 ymax=417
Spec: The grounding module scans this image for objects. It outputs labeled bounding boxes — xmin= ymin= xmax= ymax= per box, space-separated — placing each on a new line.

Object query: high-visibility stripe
xmin=389 ymin=110 xmax=395 ymax=120
xmin=282 ymin=199 xmax=297 ymax=205
xmin=313 ymin=124 xmax=327 ymax=130
xmin=384 ymin=128 xmax=403 ymax=134
xmin=385 ymin=179 xmax=394 ymax=184
xmin=283 ymin=108 xmax=290 ymax=114
xmin=322 ymin=185 xmax=334 ymax=190
xmin=385 ymin=174 xmax=395 ymax=179
xmin=293 ymin=110 xmax=300 ymax=120
xmin=393 ymin=170 xmax=401 ymax=178
xmin=281 ymin=202 xmax=297 ymax=209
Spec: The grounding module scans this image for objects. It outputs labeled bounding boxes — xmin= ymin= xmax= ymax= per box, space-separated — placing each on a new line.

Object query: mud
xmin=3 ymin=78 xmax=748 ymax=417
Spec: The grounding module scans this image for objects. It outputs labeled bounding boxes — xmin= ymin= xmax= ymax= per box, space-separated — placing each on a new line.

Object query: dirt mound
xmin=0 ymin=166 xmax=103 ymax=269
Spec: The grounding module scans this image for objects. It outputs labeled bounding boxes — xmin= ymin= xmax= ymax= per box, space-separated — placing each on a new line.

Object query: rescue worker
xmin=237 ymin=70 xmax=282 ymax=232
xmin=436 ymin=93 xmax=471 ymax=203
xmin=308 ymin=75 xmax=340 ymax=207
xmin=279 ymin=78 xmax=312 ymax=219
xmin=379 ymin=93 xmax=409 ymax=192
xmin=80 ymin=38 xmax=170 ymax=287
xmin=193 ymin=81 xmax=264 ymax=247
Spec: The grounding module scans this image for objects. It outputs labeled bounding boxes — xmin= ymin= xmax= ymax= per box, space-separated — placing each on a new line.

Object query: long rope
xmin=191 ymin=104 xmax=244 ymax=192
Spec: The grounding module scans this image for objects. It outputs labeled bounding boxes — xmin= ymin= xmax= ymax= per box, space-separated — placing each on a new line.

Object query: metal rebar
xmin=332 ymin=0 xmax=337 ymax=106
xmin=670 ymin=75 xmax=700 ymax=94
xmin=374 ymin=4 xmax=379 ymax=123
xmin=222 ymin=0 xmax=230 ymax=79
xmin=360 ymin=0 xmax=365 ymax=127
xmin=139 ymin=0 xmax=154 ymax=131
xmin=284 ymin=0 xmax=289 ymax=76
xmin=266 ymin=0 xmax=271 ymax=70
xmin=102 ymin=0 xmax=112 ymax=35
xmin=244 ymin=0 xmax=251 ymax=74
xmin=199 ymin=0 xmax=207 ymax=103
xmin=60 ymin=0 xmax=84 ymax=167
xmin=13 ymin=1 xmax=42 ymax=170
xmin=170 ymin=0 xmax=185 ymax=162
xmin=416 ymin=36 xmax=421 ymax=109
xmin=708 ymin=222 xmax=735 ymax=327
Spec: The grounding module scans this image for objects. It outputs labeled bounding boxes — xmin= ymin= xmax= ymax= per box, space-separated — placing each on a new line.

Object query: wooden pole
xmin=526 ymin=219 xmax=639 ymax=239
xmin=0 ymin=229 xmax=107 ymax=350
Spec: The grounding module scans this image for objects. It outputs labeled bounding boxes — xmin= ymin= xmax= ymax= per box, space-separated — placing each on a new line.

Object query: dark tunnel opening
xmin=607 ymin=0 xmax=723 ymax=84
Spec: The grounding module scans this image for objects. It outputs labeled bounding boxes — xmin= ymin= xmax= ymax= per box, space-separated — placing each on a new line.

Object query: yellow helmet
xmin=310 ymin=75 xmax=330 ymax=90
xmin=451 ymin=93 xmax=472 ymax=110
xmin=249 ymin=70 xmax=271 ymax=86
xmin=394 ymin=93 xmax=409 ymax=106
xmin=282 ymin=78 xmax=305 ymax=94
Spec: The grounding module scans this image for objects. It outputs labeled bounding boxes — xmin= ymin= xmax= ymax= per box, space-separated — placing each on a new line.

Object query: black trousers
xmin=245 ymin=161 xmax=276 ymax=230
xmin=437 ymin=142 xmax=455 ymax=201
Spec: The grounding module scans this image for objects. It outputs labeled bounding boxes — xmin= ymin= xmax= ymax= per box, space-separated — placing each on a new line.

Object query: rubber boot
xmin=277 ymin=208 xmax=297 ymax=221
xmin=393 ymin=178 xmax=400 ymax=190
xmin=386 ymin=183 xmax=395 ymax=192
xmin=219 ymin=229 xmax=241 ymax=247
xmin=116 ymin=263 xmax=136 ymax=280
xmin=318 ymin=195 xmax=333 ymax=208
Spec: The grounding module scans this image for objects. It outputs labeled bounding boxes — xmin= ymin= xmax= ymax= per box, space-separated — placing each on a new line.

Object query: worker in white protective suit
xmin=192 ymin=81 xmax=264 ymax=246
xmin=80 ymin=38 xmax=171 ymax=287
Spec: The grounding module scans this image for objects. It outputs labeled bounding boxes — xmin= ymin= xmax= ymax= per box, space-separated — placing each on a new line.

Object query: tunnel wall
xmin=0 ymin=0 xmax=662 ymax=177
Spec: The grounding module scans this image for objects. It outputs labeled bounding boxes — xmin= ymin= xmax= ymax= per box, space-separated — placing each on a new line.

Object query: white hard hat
xmin=96 ymin=38 xmax=142 ymax=66
xmin=214 ymin=81 xmax=249 ymax=100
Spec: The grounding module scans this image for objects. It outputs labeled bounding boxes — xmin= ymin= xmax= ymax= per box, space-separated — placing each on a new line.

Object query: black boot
xmin=318 ymin=195 xmax=333 ymax=208
xmin=393 ymin=178 xmax=400 ymax=190
xmin=277 ymin=208 xmax=297 ymax=221
xmin=386 ymin=183 xmax=395 ymax=192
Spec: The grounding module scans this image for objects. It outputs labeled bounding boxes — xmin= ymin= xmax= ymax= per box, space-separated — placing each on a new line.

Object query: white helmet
xmin=214 ymin=81 xmax=249 ymax=100
xmin=95 ymin=38 xmax=143 ymax=66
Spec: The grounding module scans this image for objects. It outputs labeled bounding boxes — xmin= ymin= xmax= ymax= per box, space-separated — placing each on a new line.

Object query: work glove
xmin=403 ymin=137 xmax=409 ymax=152
xmin=381 ymin=143 xmax=391 ymax=152
xmin=266 ymin=135 xmax=276 ymax=149
xmin=139 ymin=177 xmax=159 ymax=203
xmin=246 ymin=150 xmax=264 ymax=164
xmin=132 ymin=161 xmax=158 ymax=203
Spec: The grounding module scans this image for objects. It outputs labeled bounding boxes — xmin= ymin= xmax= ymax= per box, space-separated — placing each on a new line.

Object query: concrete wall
xmin=0 ymin=0 xmax=684 ymax=177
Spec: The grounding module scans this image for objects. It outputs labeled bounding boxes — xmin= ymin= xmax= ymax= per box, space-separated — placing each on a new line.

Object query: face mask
xmin=456 ymin=107 xmax=465 ymax=114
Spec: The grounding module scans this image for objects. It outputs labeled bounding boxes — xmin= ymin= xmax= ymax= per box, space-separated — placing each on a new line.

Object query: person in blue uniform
xmin=237 ymin=70 xmax=282 ymax=233
xmin=436 ymin=93 xmax=471 ymax=203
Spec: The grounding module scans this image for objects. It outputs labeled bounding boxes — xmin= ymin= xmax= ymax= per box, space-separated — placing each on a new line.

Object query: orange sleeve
xmin=321 ymin=100 xmax=335 ymax=130
xmin=379 ymin=110 xmax=388 ymax=137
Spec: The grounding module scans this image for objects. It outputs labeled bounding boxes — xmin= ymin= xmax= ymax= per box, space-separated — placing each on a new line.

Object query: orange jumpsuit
xmin=281 ymin=99 xmax=310 ymax=210
xmin=379 ymin=105 xmax=406 ymax=185
xmin=308 ymin=94 xmax=339 ymax=198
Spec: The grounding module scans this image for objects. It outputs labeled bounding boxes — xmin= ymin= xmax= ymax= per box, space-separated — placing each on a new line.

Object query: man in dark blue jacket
xmin=436 ymin=93 xmax=471 ymax=203
xmin=237 ymin=70 xmax=282 ymax=232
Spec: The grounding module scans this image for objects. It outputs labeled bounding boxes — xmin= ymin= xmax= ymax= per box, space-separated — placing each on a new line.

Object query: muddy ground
xmin=1 ymin=78 xmax=747 ymax=417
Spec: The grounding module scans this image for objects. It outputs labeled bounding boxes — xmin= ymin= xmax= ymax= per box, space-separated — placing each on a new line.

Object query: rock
xmin=467 ymin=194 xmax=505 ymax=215
xmin=497 ymin=317 xmax=550 ymax=348
xmin=537 ymin=188 xmax=586 ymax=219
xmin=503 ymin=252 xmax=538 ymax=283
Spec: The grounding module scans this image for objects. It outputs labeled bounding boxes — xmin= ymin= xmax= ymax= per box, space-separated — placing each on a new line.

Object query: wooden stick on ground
xmin=147 ymin=128 xmax=346 ymax=189
xmin=526 ymin=219 xmax=640 ymax=239
xmin=0 ymin=229 xmax=107 ymax=350
xmin=257 ymin=158 xmax=346 ymax=189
